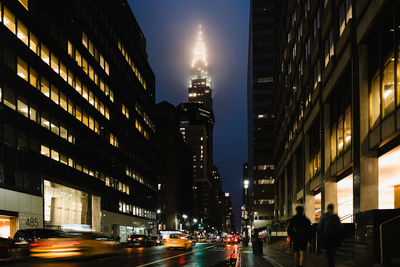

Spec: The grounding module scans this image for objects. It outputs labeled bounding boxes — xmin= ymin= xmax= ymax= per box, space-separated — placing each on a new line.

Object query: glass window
xmin=29 ymin=33 xmax=39 ymax=55
xmin=18 ymin=0 xmax=28 ymax=10
xmin=50 ymin=119 xmax=59 ymax=135
xmin=60 ymin=62 xmax=67 ymax=81
xmin=60 ymin=125 xmax=67 ymax=139
xmin=68 ymin=158 xmax=74 ymax=167
xmin=29 ymin=67 xmax=38 ymax=88
xmin=346 ymin=0 xmax=352 ymax=23
xmin=50 ymin=85 xmax=59 ymax=104
xmin=82 ymin=32 xmax=88 ymax=48
xmin=51 ymin=149 xmax=59 ymax=161
xmin=105 ymin=107 xmax=109 ymax=120
xmin=60 ymin=92 xmax=67 ymax=110
xmin=82 ymin=57 xmax=88 ymax=74
xmin=41 ymin=44 xmax=49 ymax=64
xmin=82 ymin=85 xmax=88 ymax=100
xmin=344 ymin=110 xmax=352 ymax=149
xmin=60 ymin=154 xmax=67 ymax=165
xmin=75 ymin=50 xmax=81 ymax=67
xmin=94 ymin=121 xmax=99 ymax=134
xmin=41 ymin=112 xmax=50 ymax=130
xmin=68 ymin=99 xmax=74 ymax=115
xmin=68 ymin=132 xmax=74 ymax=143
xmin=382 ymin=57 xmax=395 ymax=117
xmin=4 ymin=7 xmax=16 ymax=34
xmin=100 ymin=55 xmax=104 ymax=69
xmin=105 ymin=62 xmax=109 ymax=75
xmin=88 ymin=91 xmax=94 ymax=105
xmin=337 ymin=117 xmax=344 ymax=155
xmin=68 ymin=41 xmax=73 ymax=57
xmin=89 ymin=65 xmax=94 ymax=80
xmin=370 ymin=73 xmax=380 ymax=128
xmin=17 ymin=97 xmax=28 ymax=117
xmin=82 ymin=111 xmax=88 ymax=126
xmin=75 ymin=78 xmax=82 ymax=94
xmin=29 ymin=105 xmax=38 ymax=122
xmin=89 ymin=40 xmax=94 ymax=56
xmin=89 ymin=116 xmax=94 ymax=130
xmin=75 ymin=106 xmax=82 ymax=121
xmin=17 ymin=20 xmax=28 ymax=46
xmin=41 ymin=145 xmax=50 ymax=157
xmin=3 ymin=86 xmax=15 ymax=110
xmin=67 ymin=70 xmax=73 ymax=87
xmin=17 ymin=57 xmax=28 ymax=81
xmin=50 ymin=53 xmax=59 ymax=74
xmin=40 ymin=78 xmax=49 ymax=97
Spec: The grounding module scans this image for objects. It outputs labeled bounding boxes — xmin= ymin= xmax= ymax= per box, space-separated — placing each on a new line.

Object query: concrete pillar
xmin=360 ymin=156 xmax=379 ymax=211
xmin=292 ymin=154 xmax=298 ymax=210
xmin=284 ymin=167 xmax=289 ymax=219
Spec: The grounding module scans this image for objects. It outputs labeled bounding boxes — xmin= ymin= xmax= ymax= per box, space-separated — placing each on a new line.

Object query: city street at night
xmin=8 ymin=243 xmax=240 ymax=267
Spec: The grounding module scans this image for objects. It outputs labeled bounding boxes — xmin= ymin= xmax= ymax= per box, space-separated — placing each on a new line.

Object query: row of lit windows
xmin=254 ymin=164 xmax=275 ymax=171
xmin=309 ymin=151 xmax=321 ymax=179
xmin=256 ymin=179 xmax=275 ymax=185
xmin=135 ymin=103 xmax=155 ymax=132
xmin=126 ymin=166 xmax=155 ymax=190
xmin=254 ymin=199 xmax=274 ymax=205
xmin=135 ymin=119 xmax=149 ymax=140
xmin=1 ymin=85 xmax=75 ymax=144
xmin=0 ymin=6 xmax=111 ymax=124
xmin=118 ymin=201 xmax=156 ymax=220
xmin=117 ymin=39 xmax=147 ymax=90
xmin=82 ymin=32 xmax=109 ymax=75
xmin=15 ymin=57 xmax=102 ymax=135
xmin=68 ymin=41 xmax=114 ymax=105
xmin=40 ymin=144 xmax=130 ymax=196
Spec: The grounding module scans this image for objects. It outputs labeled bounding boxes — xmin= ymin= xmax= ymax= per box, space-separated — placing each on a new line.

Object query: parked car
xmin=149 ymin=235 xmax=162 ymax=246
xmin=127 ymin=235 xmax=152 ymax=247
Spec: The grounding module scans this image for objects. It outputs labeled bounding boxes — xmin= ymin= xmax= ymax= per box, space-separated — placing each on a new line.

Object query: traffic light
xmin=198 ymin=223 xmax=202 ymax=227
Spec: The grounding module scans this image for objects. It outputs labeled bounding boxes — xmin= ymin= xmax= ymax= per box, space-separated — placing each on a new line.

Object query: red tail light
xmin=30 ymin=242 xmax=54 ymax=247
xmin=30 ymin=241 xmax=81 ymax=247
xmin=138 ymin=237 xmax=143 ymax=241
xmin=286 ymin=237 xmax=290 ymax=243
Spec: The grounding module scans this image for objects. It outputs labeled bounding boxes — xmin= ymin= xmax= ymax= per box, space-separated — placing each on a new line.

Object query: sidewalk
xmin=240 ymin=241 xmax=352 ymax=267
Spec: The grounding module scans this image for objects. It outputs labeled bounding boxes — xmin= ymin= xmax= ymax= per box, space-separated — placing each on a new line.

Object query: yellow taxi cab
xmin=223 ymin=236 xmax=233 ymax=243
xmin=164 ymin=233 xmax=192 ymax=250
xmin=197 ymin=237 xmax=207 ymax=243
xmin=29 ymin=232 xmax=117 ymax=259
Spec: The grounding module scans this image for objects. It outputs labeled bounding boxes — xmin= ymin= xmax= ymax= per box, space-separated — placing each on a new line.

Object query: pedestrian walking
xmin=317 ymin=203 xmax=341 ymax=267
xmin=287 ymin=206 xmax=312 ymax=267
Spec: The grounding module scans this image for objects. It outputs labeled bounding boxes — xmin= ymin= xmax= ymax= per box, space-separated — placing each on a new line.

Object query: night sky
xmin=128 ymin=0 xmax=249 ymax=231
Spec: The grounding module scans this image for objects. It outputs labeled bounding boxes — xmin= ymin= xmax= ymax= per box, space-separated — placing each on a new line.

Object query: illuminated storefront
xmin=44 ymin=180 xmax=101 ymax=232
xmin=337 ymin=174 xmax=353 ymax=222
xmin=378 ymin=147 xmax=400 ymax=209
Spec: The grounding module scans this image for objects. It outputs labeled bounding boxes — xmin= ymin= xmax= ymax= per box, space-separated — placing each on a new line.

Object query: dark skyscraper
xmin=247 ymin=0 xmax=280 ymax=230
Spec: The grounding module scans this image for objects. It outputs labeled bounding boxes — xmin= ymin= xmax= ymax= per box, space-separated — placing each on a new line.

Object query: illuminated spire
xmin=191 ymin=24 xmax=208 ymax=68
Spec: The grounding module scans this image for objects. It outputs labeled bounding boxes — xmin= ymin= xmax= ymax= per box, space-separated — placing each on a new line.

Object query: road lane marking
xmin=263 ymin=255 xmax=284 ymax=267
xmin=136 ymin=245 xmax=217 ymax=267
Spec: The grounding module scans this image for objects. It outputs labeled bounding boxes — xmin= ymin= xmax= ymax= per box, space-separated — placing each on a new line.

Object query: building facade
xmin=247 ymin=0 xmax=281 ymax=230
xmin=155 ymin=101 xmax=193 ymax=231
xmin=273 ymin=0 xmax=400 ymax=226
xmin=0 ymin=0 xmax=156 ymax=241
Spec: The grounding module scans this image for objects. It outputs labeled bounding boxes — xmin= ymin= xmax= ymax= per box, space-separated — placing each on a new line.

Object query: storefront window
xmin=337 ymin=174 xmax=353 ymax=222
xmin=378 ymin=146 xmax=400 ymax=209
xmin=369 ymin=73 xmax=380 ymax=128
xmin=315 ymin=193 xmax=321 ymax=222
xmin=382 ymin=56 xmax=395 ymax=117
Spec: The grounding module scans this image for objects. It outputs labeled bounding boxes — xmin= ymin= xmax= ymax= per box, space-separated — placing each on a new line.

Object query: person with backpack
xmin=287 ymin=206 xmax=312 ymax=267
xmin=317 ymin=203 xmax=342 ymax=267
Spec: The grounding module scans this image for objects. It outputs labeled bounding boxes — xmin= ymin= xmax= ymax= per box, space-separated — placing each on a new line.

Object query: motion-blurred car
xmin=164 ymin=233 xmax=192 ymax=250
xmin=149 ymin=235 xmax=162 ymax=246
xmin=127 ymin=235 xmax=152 ymax=247
xmin=13 ymin=229 xmax=65 ymax=248
xmin=185 ymin=235 xmax=196 ymax=246
xmin=197 ymin=237 xmax=206 ymax=243
xmin=29 ymin=232 xmax=117 ymax=259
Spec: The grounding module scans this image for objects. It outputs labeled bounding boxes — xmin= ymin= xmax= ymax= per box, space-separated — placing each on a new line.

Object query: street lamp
xmin=157 ymin=209 xmax=161 ymax=214
xmin=182 ymin=214 xmax=188 ymax=219
xmin=244 ymin=179 xmax=249 ymax=189
xmin=193 ymin=218 xmax=198 ymax=223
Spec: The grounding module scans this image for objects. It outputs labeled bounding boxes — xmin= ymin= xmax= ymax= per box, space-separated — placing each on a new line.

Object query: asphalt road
xmin=7 ymin=243 xmax=240 ymax=267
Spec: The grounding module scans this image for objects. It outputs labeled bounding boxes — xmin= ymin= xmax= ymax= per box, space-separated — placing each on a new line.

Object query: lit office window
xmin=17 ymin=97 xmax=28 ymax=117
xmin=4 ymin=7 xmax=16 ymax=34
xmin=41 ymin=112 xmax=50 ymax=130
xmin=60 ymin=126 xmax=67 ymax=139
xmin=29 ymin=32 xmax=39 ymax=55
xmin=50 ymin=85 xmax=59 ymax=104
xmin=82 ymin=111 xmax=88 ymax=126
xmin=60 ymin=92 xmax=67 ymax=110
xmin=50 ymin=53 xmax=59 ymax=74
xmin=75 ymin=106 xmax=82 ymax=121
xmin=40 ymin=78 xmax=50 ymax=97
xmin=29 ymin=67 xmax=38 ymax=88
xmin=382 ymin=56 xmax=395 ymax=117
xmin=369 ymin=74 xmax=380 ymax=128
xmin=50 ymin=119 xmax=59 ymax=135
xmin=29 ymin=105 xmax=38 ymax=122
xmin=60 ymin=62 xmax=67 ymax=81
xmin=18 ymin=0 xmax=28 ymax=10
xmin=17 ymin=57 xmax=28 ymax=80
xmin=67 ymin=99 xmax=74 ymax=115
xmin=41 ymin=44 xmax=49 ymax=64
xmin=16 ymin=20 xmax=28 ymax=46
xmin=41 ymin=145 xmax=50 ymax=157
xmin=75 ymin=50 xmax=81 ymax=67
xmin=344 ymin=109 xmax=352 ymax=149
xmin=51 ymin=149 xmax=59 ymax=161
xmin=337 ymin=117 xmax=344 ymax=154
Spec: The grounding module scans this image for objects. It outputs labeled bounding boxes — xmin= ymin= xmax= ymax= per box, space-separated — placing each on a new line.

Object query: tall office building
xmin=179 ymin=25 xmax=215 ymax=225
xmin=247 ymin=0 xmax=281 ymax=230
xmin=0 ymin=0 xmax=156 ymax=241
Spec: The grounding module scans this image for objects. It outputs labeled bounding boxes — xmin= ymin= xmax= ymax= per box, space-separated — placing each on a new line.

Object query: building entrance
xmin=0 ymin=215 xmax=17 ymax=239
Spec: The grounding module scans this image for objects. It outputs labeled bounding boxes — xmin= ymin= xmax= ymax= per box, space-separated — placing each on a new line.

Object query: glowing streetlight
xmin=244 ymin=179 xmax=249 ymax=189
xmin=156 ymin=209 xmax=161 ymax=214
xmin=182 ymin=214 xmax=188 ymax=219
xmin=193 ymin=218 xmax=198 ymax=223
